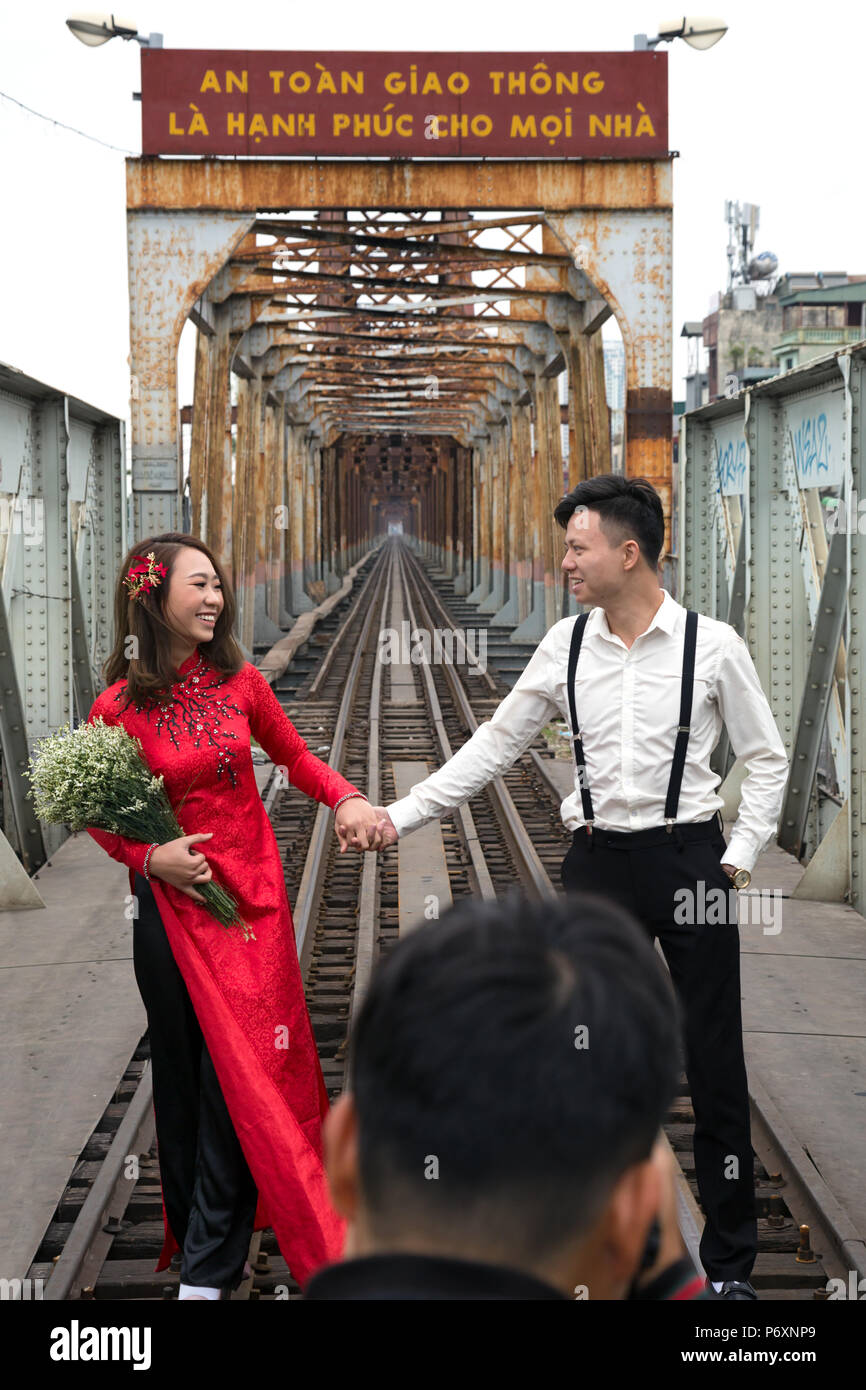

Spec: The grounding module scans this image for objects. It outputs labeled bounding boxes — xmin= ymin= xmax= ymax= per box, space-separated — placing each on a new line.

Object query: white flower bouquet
xmin=25 ymin=717 xmax=253 ymax=940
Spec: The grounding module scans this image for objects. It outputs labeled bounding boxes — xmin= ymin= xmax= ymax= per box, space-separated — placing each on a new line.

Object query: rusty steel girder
xmin=126 ymin=156 xmax=673 ymax=615
xmin=127 ymin=157 xmax=670 ymax=213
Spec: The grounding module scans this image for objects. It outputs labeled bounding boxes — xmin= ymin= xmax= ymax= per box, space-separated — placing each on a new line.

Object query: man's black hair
xmin=348 ymin=892 xmax=680 ymax=1261
xmin=553 ymin=473 xmax=664 ymax=571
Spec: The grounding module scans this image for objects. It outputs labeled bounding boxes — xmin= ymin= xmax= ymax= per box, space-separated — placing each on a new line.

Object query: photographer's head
xmin=324 ymin=892 xmax=680 ymax=1298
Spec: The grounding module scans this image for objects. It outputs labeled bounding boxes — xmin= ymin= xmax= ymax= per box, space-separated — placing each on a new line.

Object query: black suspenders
xmin=566 ymin=608 xmax=699 ymax=840
xmin=566 ymin=612 xmax=596 ymax=832
xmin=665 ymin=609 xmax=699 ymax=828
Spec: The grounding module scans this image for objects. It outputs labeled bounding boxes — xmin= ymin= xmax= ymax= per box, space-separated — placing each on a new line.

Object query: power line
xmin=0 ymin=88 xmax=137 ymax=155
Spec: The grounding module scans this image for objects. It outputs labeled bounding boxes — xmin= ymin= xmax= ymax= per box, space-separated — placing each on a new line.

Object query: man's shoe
xmin=705 ymin=1278 xmax=758 ymax=1300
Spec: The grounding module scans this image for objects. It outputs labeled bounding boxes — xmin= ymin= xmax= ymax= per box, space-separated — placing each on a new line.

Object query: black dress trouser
xmin=560 ymin=819 xmax=757 ymax=1283
xmin=132 ymin=872 xmax=258 ymax=1290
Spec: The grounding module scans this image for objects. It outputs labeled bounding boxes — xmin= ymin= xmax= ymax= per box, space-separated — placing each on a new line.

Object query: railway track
xmin=26 ymin=539 xmax=836 ymax=1301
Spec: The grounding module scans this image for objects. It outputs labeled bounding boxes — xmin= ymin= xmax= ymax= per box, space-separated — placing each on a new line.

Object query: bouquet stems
xmin=160 ymin=803 xmax=255 ymax=941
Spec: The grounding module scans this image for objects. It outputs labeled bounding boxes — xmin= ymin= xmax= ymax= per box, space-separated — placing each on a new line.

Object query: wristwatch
xmin=729 ymin=867 xmax=751 ymax=889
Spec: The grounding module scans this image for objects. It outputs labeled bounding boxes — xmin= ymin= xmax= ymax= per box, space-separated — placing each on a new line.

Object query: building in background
xmin=603 ymin=337 xmax=625 ymax=472
xmin=686 ymin=201 xmax=866 ymax=403
xmin=681 ymin=321 xmax=709 ymax=411
xmin=700 ymin=273 xmax=866 ymax=400
xmin=773 ymin=276 xmax=866 ymax=372
xmin=702 ymin=286 xmax=782 ymax=398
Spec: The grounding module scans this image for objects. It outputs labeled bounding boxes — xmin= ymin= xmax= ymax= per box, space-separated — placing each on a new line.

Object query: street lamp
xmin=635 ymin=16 xmax=727 ymax=50
xmin=66 ymin=12 xmax=163 ymax=47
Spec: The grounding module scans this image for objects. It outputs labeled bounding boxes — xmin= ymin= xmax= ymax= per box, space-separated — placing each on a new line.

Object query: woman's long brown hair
xmin=102 ymin=533 xmax=245 ymax=705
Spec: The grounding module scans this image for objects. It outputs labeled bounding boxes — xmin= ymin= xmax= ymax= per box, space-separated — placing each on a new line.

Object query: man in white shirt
xmin=362 ymin=473 xmax=789 ymax=1299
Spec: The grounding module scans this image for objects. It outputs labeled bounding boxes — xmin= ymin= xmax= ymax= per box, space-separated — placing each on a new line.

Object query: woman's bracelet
xmin=333 ymin=792 xmax=369 ymax=815
xmin=142 ymin=842 xmax=159 ymax=882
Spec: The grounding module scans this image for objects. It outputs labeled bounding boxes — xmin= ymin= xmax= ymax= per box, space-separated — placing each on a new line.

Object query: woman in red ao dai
xmin=87 ymin=534 xmax=381 ymax=1299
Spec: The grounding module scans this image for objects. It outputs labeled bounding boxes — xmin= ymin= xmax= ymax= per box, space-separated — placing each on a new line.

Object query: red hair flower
xmin=123 ymin=552 xmax=168 ymax=602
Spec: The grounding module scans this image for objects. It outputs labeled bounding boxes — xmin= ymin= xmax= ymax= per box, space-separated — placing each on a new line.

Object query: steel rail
xmin=396 ymin=549 xmax=497 ymax=902
xmin=346 ymin=549 xmax=394 ymax=1031
xmin=305 ymin=548 xmax=389 ymax=700
xmin=401 ymin=547 xmax=555 ymax=901
xmin=293 ymin=550 xmax=391 ymax=975
xmin=407 ymin=555 xmax=582 ymax=812
xmin=41 ymin=1064 xmax=155 ymax=1301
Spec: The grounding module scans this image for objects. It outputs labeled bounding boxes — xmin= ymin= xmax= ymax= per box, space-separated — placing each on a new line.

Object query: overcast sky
xmin=1 ymin=0 xmax=859 ymax=427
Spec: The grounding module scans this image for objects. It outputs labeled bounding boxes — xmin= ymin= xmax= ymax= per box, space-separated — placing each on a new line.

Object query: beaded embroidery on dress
xmin=113 ymin=654 xmax=245 ymax=788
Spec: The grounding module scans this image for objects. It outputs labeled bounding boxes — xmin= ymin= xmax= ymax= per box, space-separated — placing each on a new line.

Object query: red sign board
xmin=140 ymin=50 xmax=667 ymax=159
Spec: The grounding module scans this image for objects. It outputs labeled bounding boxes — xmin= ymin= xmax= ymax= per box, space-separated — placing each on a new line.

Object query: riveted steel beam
xmin=681 ymin=344 xmax=866 ymax=900
xmin=128 ymin=159 xmax=672 ymax=214
xmin=545 ymin=203 xmax=673 ymax=553
xmin=779 ymin=531 xmax=848 ymax=857
xmin=127 ymin=210 xmax=255 ymax=537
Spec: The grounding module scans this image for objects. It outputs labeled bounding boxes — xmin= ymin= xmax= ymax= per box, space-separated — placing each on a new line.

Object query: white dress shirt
xmin=387 ymin=590 xmax=790 ymax=873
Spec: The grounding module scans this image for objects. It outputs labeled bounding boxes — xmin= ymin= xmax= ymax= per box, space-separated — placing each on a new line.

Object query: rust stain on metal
xmin=626 ymin=387 xmax=672 ymax=440
xmin=127 ymin=157 xmax=672 ymax=213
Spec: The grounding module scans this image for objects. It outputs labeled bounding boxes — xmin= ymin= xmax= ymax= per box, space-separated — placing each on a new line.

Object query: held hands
xmin=334 ymin=798 xmax=398 ymax=853
xmin=370 ymin=807 xmax=398 ymax=849
xmin=149 ymin=808 xmax=397 ymax=895
xmin=148 ymin=833 xmax=214 ymax=903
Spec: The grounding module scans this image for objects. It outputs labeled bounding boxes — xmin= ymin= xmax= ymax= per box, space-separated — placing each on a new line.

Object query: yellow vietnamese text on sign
xmin=145 ymin=49 xmax=668 ymax=156
xmin=192 ymin=63 xmax=609 ymax=99
xmin=166 ymin=106 xmax=658 ymax=143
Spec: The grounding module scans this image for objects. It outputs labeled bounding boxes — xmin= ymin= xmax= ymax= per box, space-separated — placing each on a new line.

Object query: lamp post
xmin=66 ymin=13 xmax=162 ymax=47
xmin=635 ymin=16 xmax=727 ymax=50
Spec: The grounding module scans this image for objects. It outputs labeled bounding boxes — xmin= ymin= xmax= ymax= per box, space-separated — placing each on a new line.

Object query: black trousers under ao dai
xmin=132 ymin=871 xmax=258 ymax=1291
